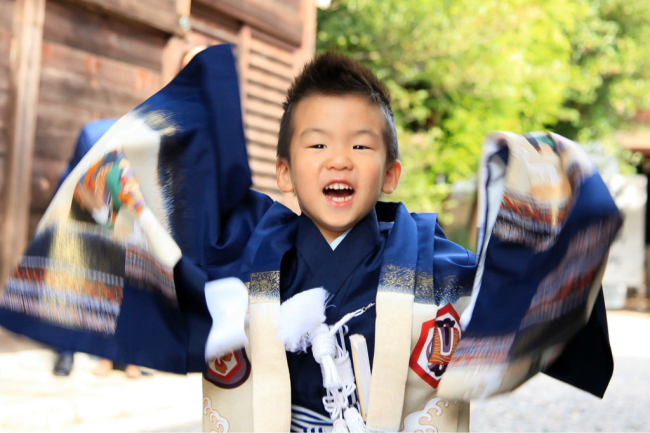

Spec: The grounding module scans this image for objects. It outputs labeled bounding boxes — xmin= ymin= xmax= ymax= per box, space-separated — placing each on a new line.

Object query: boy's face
xmin=276 ymin=94 xmax=401 ymax=243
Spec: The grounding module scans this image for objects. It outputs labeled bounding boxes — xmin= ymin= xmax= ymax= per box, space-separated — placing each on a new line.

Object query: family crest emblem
xmin=409 ymin=303 xmax=462 ymax=388
xmin=204 ymin=348 xmax=251 ymax=389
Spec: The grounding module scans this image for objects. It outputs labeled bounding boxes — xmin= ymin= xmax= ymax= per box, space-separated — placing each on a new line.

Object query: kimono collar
xmin=295 ymin=209 xmax=381 ymax=275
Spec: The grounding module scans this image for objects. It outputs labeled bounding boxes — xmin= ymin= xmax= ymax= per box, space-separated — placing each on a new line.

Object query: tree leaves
xmin=317 ymin=0 xmax=647 ymax=216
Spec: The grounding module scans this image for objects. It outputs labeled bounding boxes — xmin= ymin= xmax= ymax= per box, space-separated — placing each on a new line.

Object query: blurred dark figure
xmin=49 ymin=45 xmax=203 ymax=376
xmin=51 ymin=119 xmax=116 ymax=377
xmin=53 ymin=348 xmax=74 ymax=376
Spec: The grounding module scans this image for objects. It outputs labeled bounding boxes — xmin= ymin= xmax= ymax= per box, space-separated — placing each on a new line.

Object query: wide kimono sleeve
xmin=438 ymin=131 xmax=620 ymax=399
xmin=0 ymin=44 xmax=273 ymax=374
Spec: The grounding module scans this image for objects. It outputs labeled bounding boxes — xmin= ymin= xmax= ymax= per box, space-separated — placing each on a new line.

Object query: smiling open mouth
xmin=323 ymin=183 xmax=355 ymax=203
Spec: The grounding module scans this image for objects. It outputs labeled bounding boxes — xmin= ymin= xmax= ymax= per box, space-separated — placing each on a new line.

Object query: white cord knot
xmin=311 ymin=323 xmax=342 ymax=388
xmin=311 ymin=324 xmax=337 ymax=363
xmin=277 ymin=290 xmax=374 ymax=432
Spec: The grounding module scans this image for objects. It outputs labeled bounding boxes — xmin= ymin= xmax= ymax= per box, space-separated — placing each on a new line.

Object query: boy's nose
xmin=326 ymin=153 xmax=353 ymax=171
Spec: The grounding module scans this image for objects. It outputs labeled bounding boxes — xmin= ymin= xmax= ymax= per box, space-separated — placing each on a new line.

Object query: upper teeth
xmin=326 ymin=183 xmax=352 ymax=190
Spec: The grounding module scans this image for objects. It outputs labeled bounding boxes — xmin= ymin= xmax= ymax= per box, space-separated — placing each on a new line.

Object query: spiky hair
xmin=277 ymin=52 xmax=398 ymax=163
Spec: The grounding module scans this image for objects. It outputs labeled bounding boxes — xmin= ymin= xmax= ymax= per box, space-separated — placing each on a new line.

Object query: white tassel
xmin=344 ymin=407 xmax=367 ymax=433
xmin=335 ymin=350 xmax=355 ymax=387
xmin=277 ymin=288 xmax=328 ymax=353
xmin=332 ymin=418 xmax=350 ymax=433
xmin=277 ymin=292 xmax=375 ymax=430
xmin=204 ymin=278 xmax=249 ymax=361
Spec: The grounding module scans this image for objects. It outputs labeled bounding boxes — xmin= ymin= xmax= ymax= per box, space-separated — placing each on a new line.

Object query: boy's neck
xmin=300 ymin=209 xmax=376 ymax=244
xmin=316 ymin=224 xmax=350 ymax=244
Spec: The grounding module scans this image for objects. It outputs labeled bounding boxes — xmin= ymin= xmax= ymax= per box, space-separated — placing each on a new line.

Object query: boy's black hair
xmin=277 ymin=52 xmax=399 ymax=164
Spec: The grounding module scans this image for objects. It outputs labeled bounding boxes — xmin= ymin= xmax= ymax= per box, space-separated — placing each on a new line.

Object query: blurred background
xmin=0 ymin=0 xmax=649 ymax=431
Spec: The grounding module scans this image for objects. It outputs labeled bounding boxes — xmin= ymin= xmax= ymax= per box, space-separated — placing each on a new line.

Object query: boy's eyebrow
xmin=350 ymin=129 xmax=381 ymax=139
xmin=300 ymin=127 xmax=331 ymax=137
xmin=299 ymin=128 xmax=380 ymax=138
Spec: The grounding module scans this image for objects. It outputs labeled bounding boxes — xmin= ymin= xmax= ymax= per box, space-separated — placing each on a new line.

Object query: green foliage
xmin=317 ymin=0 xmax=648 ymax=217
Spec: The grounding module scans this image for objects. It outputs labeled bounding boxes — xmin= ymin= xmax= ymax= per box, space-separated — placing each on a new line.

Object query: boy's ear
xmin=276 ymin=158 xmax=294 ymax=193
xmin=381 ymin=160 xmax=401 ymax=194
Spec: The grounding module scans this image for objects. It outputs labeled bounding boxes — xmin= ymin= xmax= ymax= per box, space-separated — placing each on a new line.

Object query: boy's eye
xmin=310 ymin=144 xmax=326 ymax=149
xmin=353 ymin=145 xmax=370 ymax=150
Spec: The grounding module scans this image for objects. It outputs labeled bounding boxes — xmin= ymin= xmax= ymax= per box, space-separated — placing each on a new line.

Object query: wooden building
xmin=0 ymin=0 xmax=314 ymax=278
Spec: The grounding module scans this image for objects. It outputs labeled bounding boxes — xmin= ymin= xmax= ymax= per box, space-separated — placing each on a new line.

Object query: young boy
xmin=0 ymin=45 xmax=618 ymax=432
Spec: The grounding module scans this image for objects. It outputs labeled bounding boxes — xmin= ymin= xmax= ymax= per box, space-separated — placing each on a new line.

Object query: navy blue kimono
xmin=0 ymin=45 xmax=616 ymax=421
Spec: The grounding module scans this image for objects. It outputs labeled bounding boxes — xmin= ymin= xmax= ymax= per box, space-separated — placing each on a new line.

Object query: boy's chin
xmin=318 ymin=212 xmax=367 ymax=233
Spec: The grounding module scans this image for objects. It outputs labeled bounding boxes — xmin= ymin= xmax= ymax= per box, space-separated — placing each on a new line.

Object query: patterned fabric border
xmin=449 ymin=333 xmax=516 ymax=366
xmin=1 ymin=268 xmax=123 ymax=334
xmin=125 ymin=245 xmax=177 ymax=304
xmin=494 ymin=188 xmax=571 ymax=253
xmin=249 ymin=271 xmax=280 ymax=304
xmin=18 ymin=256 xmax=124 ymax=287
xmin=378 ymin=264 xmax=415 ymax=294
xmin=520 ymin=217 xmax=620 ymax=330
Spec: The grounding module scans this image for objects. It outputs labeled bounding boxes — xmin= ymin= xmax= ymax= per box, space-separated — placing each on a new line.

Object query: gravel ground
xmin=0 ymin=311 xmax=645 ymax=432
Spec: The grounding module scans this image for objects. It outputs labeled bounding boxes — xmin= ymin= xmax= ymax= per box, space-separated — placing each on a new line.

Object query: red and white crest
xmin=204 ymin=348 xmax=251 ymax=389
xmin=409 ymin=303 xmax=462 ymax=388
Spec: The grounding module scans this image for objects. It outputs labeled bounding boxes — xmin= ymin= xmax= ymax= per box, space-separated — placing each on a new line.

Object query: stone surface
xmin=0 ymin=310 xmax=647 ymax=432
xmin=0 ymin=329 xmax=202 ymax=432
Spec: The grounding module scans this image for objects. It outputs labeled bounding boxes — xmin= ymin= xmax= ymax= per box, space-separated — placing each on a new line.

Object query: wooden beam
xmin=64 ymin=0 xmax=183 ymax=36
xmin=2 ymin=0 xmax=46 ymax=280
xmin=238 ymin=24 xmax=251 ymax=117
xmin=190 ymin=19 xmax=240 ymax=45
xmin=197 ymin=0 xmax=303 ymax=47
xmin=294 ymin=0 xmax=316 ymax=74
xmin=162 ymin=35 xmax=188 ymax=85
xmin=177 ymin=0 xmax=191 ymax=17
xmin=44 ymin=1 xmax=167 ymax=72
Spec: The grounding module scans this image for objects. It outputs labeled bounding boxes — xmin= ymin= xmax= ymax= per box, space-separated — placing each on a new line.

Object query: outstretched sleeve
xmin=0 ymin=44 xmax=272 ymax=374
xmin=438 ymin=132 xmax=620 ymax=399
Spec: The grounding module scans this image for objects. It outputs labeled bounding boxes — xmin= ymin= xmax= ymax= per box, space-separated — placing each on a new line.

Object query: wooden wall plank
xmin=162 ymin=35 xmax=188 ymax=85
xmin=247 ymin=68 xmax=291 ymax=93
xmin=252 ymin=172 xmax=280 ymax=191
xmin=0 ymin=0 xmax=10 ymax=218
xmin=197 ymin=0 xmax=302 ymax=47
xmin=33 ymin=100 xmax=98 ymax=161
xmin=0 ymin=153 xmax=5 ymax=198
xmin=244 ymin=113 xmax=280 ymax=134
xmin=0 ymin=92 xmax=8 ymax=153
xmin=38 ymin=67 xmax=148 ymax=115
xmin=191 ymin=1 xmax=239 ymax=45
xmin=294 ymin=0 xmax=316 ymax=74
xmin=249 ymin=158 xmax=276 ymax=176
xmin=249 ymin=51 xmax=295 ymax=80
xmin=246 ymin=82 xmax=285 ymax=106
xmin=249 ymin=37 xmax=294 ymax=66
xmin=27 ymin=212 xmax=40 ymax=240
xmin=245 ymin=128 xmax=278 ymax=148
xmin=0 ymin=1 xmax=14 ymax=31
xmin=0 ymin=30 xmax=11 ymax=93
xmin=247 ymin=142 xmax=277 ymax=163
xmin=41 ymin=41 xmax=162 ymax=101
xmin=43 ymin=0 xmax=167 ymax=71
xmin=246 ymin=98 xmax=284 ymax=119
xmin=64 ymin=0 xmax=181 ymax=35
xmin=237 ymin=24 xmax=251 ymax=116
xmin=2 ymin=0 xmax=46 ymax=280
xmin=29 ymin=156 xmax=67 ymax=212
